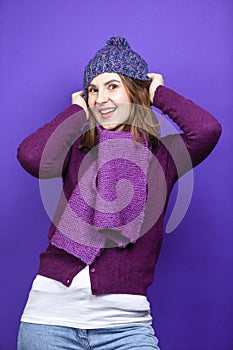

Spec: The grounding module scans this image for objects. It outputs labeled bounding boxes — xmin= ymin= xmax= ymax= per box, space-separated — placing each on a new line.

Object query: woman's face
xmin=87 ymin=73 xmax=130 ymax=131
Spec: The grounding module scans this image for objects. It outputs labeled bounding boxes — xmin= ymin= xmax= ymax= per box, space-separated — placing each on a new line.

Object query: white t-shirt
xmin=21 ymin=265 xmax=153 ymax=329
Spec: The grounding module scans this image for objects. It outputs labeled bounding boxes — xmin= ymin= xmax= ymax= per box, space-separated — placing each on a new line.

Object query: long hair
xmin=78 ymin=74 xmax=160 ymax=150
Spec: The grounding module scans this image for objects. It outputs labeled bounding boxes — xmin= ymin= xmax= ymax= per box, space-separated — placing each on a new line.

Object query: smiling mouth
xmin=99 ymin=108 xmax=116 ymax=115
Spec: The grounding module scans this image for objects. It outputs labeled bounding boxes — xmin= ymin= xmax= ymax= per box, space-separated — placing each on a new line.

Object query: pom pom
xmin=106 ymin=36 xmax=131 ymax=49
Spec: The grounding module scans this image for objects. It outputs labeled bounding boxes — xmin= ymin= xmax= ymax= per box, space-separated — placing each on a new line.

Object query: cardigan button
xmin=90 ymin=268 xmax=96 ymax=273
xmin=66 ymin=279 xmax=70 ymax=284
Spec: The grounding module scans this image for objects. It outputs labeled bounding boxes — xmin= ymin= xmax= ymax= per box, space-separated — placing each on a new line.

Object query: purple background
xmin=1 ymin=0 xmax=232 ymax=349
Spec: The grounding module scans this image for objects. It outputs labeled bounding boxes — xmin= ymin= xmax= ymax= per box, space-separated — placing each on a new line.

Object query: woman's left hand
xmin=147 ymin=73 xmax=164 ymax=104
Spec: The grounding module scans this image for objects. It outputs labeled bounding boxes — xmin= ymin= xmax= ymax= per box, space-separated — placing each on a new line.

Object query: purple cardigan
xmin=17 ymin=86 xmax=222 ymax=296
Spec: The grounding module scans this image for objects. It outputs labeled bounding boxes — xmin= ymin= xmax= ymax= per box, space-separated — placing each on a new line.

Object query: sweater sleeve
xmin=153 ymin=85 xmax=222 ymax=178
xmin=17 ymin=104 xmax=87 ymax=179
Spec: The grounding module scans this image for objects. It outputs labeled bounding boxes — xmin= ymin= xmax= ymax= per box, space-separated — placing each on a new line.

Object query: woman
xmin=17 ymin=36 xmax=222 ymax=349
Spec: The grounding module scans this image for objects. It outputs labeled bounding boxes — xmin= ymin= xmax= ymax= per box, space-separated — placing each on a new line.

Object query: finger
xmin=147 ymin=73 xmax=156 ymax=78
xmin=147 ymin=73 xmax=163 ymax=79
xmin=147 ymin=73 xmax=160 ymax=77
xmin=72 ymin=90 xmax=83 ymax=97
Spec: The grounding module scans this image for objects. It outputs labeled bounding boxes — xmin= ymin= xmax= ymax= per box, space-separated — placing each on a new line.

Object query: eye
xmin=109 ymin=84 xmax=118 ymax=90
xmin=88 ymin=87 xmax=98 ymax=93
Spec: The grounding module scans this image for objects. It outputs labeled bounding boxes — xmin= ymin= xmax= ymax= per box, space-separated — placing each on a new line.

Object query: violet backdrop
xmin=1 ymin=0 xmax=232 ymax=349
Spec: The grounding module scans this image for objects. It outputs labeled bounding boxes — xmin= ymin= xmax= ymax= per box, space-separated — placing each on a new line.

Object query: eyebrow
xmin=88 ymin=79 xmax=121 ymax=88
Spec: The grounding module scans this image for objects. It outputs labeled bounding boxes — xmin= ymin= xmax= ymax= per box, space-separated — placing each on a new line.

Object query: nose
xmin=96 ymin=89 xmax=108 ymax=104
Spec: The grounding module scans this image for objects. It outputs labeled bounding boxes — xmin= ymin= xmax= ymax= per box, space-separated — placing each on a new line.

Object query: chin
xmin=101 ymin=122 xmax=123 ymax=131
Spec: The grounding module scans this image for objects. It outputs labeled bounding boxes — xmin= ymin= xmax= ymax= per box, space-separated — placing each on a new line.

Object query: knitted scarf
xmin=50 ymin=125 xmax=152 ymax=265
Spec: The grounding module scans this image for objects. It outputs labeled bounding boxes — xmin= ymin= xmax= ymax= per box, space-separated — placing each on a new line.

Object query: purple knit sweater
xmin=17 ymin=86 xmax=222 ymax=296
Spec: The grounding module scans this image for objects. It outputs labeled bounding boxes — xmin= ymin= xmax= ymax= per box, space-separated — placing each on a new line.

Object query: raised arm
xmin=17 ymin=102 xmax=87 ymax=179
xmin=149 ymin=74 xmax=222 ymax=177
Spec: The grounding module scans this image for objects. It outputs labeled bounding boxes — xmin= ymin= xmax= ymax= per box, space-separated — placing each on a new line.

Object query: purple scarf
xmin=50 ymin=125 xmax=152 ymax=264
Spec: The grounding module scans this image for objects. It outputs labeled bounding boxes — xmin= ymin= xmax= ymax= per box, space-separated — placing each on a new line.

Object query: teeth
xmin=100 ymin=108 xmax=116 ymax=115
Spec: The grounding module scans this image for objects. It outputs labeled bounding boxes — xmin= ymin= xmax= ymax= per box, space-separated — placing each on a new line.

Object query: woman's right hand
xmin=71 ymin=91 xmax=89 ymax=119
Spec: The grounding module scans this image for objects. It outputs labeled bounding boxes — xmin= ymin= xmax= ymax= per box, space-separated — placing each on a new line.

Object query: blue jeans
xmin=17 ymin=321 xmax=160 ymax=350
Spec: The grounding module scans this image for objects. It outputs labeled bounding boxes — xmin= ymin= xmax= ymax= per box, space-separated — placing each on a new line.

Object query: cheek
xmin=87 ymin=97 xmax=94 ymax=108
xmin=122 ymin=89 xmax=130 ymax=103
xmin=114 ymin=90 xmax=130 ymax=104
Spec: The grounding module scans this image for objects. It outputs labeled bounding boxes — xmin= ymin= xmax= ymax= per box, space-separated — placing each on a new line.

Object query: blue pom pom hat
xmin=82 ymin=36 xmax=151 ymax=99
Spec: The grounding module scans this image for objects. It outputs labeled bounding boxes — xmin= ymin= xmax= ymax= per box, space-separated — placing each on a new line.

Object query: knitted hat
xmin=83 ymin=36 xmax=150 ymax=97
